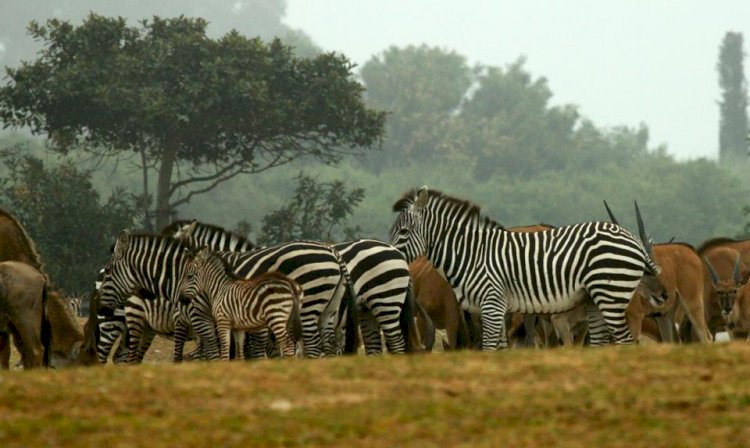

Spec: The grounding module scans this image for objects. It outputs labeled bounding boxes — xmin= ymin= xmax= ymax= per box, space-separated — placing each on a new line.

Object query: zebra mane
xmin=160 ymin=220 xmax=191 ymax=236
xmin=696 ymin=237 xmax=742 ymax=255
xmin=198 ymin=248 xmax=242 ymax=281
xmin=126 ymin=232 xmax=199 ymax=257
xmin=393 ymin=188 xmax=505 ymax=229
xmin=163 ymin=219 xmax=256 ymax=250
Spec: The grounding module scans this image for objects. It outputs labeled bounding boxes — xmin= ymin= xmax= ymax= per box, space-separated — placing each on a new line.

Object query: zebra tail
xmin=342 ymin=273 xmax=359 ymax=355
xmin=399 ymin=279 xmax=416 ymax=353
xmin=287 ymin=286 xmax=303 ymax=344
xmin=41 ymin=284 xmax=52 ymax=368
xmin=455 ymin=308 xmax=472 ymax=349
xmin=332 ymin=248 xmax=359 ymax=355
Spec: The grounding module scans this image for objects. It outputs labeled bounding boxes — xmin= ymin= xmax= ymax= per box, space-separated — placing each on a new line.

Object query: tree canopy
xmin=0 ymin=14 xmax=385 ymax=229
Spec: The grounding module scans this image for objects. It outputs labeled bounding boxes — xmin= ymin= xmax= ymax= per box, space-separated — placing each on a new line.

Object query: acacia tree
xmin=0 ymin=14 xmax=385 ymax=229
xmin=718 ymin=32 xmax=748 ymax=162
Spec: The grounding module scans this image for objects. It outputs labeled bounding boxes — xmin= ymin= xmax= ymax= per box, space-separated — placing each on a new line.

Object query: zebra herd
xmin=91 ymin=186 xmax=667 ymax=363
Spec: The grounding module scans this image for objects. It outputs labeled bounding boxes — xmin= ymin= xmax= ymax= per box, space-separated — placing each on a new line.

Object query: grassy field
xmin=2 ymin=342 xmax=750 ymax=447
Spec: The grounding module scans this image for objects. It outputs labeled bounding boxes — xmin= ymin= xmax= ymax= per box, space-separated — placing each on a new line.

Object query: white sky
xmin=285 ymin=0 xmax=750 ymax=161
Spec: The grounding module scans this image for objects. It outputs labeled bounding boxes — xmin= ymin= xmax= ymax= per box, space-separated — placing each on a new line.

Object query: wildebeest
xmin=0 ymin=261 xmax=52 ymax=369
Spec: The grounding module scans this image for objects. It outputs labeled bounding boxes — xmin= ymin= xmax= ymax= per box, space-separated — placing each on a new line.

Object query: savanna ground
xmin=2 ymin=330 xmax=750 ymax=448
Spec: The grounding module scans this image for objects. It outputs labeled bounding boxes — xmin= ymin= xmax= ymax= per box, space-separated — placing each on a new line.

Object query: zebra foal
xmin=179 ymin=247 xmax=303 ymax=360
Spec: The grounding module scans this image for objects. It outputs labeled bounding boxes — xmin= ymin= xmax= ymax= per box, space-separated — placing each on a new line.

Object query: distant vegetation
xmin=0 ymin=6 xmax=748 ymax=291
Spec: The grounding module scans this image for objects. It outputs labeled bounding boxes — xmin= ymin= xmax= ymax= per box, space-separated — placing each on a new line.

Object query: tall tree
xmin=359 ymin=45 xmax=474 ymax=172
xmin=718 ymin=32 xmax=749 ymax=162
xmin=0 ymin=14 xmax=384 ymax=229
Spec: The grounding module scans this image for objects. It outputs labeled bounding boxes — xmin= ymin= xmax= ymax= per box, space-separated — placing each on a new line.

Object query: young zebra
xmin=99 ymin=231 xmax=356 ymax=359
xmin=180 ymin=247 xmax=303 ymax=360
xmin=389 ymin=187 xmax=665 ymax=350
xmin=169 ymin=220 xmax=429 ymax=355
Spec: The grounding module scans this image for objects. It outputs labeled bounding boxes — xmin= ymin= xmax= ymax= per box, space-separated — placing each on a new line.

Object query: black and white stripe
xmin=389 ymin=187 xmax=661 ymax=350
xmin=168 ymin=221 xmax=419 ymax=355
xmin=179 ymin=247 xmax=303 ymax=359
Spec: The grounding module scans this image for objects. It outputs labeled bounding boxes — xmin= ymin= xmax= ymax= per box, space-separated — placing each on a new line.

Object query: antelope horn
xmin=603 ymin=200 xmax=620 ymax=225
xmin=733 ymin=254 xmax=743 ymax=285
xmin=704 ymin=257 xmax=721 ymax=285
xmin=634 ymin=200 xmax=654 ymax=257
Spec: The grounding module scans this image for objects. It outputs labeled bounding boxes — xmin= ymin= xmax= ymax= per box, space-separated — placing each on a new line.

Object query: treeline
xmin=1 ymin=37 xmax=748 ymax=293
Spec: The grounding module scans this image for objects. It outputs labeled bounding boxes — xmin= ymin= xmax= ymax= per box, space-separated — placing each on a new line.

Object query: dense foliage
xmin=0 ymin=145 xmax=137 ymax=293
xmin=0 ymin=14 xmax=385 ymax=229
xmin=257 ymin=173 xmax=364 ymax=245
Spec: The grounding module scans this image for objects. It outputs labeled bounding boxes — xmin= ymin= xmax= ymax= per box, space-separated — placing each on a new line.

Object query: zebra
xmin=388 ymin=186 xmax=665 ymax=350
xmin=99 ymin=231 xmax=356 ymax=359
xmin=123 ymin=288 xmax=198 ymax=363
xmin=179 ymin=247 xmax=303 ymax=359
xmin=169 ymin=220 xmax=432 ymax=355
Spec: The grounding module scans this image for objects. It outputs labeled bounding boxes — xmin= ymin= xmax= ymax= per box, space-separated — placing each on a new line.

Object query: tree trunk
xmin=155 ymin=139 xmax=178 ymax=231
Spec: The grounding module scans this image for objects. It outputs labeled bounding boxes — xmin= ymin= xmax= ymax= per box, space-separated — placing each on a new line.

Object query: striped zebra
xmin=99 ymin=231 xmax=356 ymax=359
xmin=169 ymin=220 xmax=428 ymax=355
xmin=179 ymin=247 xmax=303 ymax=359
xmin=388 ymin=187 xmax=665 ymax=350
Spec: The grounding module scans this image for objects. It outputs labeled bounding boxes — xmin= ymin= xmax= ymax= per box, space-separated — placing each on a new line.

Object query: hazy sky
xmin=285 ymin=1 xmax=750 ymax=161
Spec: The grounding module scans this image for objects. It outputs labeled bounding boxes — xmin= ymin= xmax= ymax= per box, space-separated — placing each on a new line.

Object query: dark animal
xmin=0 ymin=261 xmax=51 ymax=369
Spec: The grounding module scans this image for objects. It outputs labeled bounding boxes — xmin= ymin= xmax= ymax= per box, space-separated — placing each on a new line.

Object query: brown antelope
xmin=698 ymin=246 xmax=748 ymax=339
xmin=625 ymin=243 xmax=712 ymax=343
xmin=410 ymin=256 xmax=471 ymax=350
xmin=727 ymin=281 xmax=750 ymax=340
xmin=0 ymin=206 xmax=96 ymax=367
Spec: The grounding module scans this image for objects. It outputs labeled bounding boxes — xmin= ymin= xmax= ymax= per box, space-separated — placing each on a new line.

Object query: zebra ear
xmin=414 ymin=186 xmax=429 ymax=211
xmin=184 ymin=220 xmax=198 ymax=237
xmin=114 ymin=230 xmax=130 ymax=260
xmin=197 ymin=246 xmax=210 ymax=261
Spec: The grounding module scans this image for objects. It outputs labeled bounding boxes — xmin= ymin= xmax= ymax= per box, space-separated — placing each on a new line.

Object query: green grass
xmin=2 ymin=343 xmax=750 ymax=447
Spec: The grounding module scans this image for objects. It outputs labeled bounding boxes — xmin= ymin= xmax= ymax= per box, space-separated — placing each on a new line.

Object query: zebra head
xmin=99 ymin=230 xmax=138 ymax=316
xmin=177 ymin=246 xmax=209 ymax=306
xmin=171 ymin=220 xmax=198 ymax=241
xmin=389 ymin=186 xmax=430 ymax=263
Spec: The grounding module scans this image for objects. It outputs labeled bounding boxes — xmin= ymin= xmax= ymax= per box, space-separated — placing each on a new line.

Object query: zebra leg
xmin=172 ymin=317 xmax=189 ymax=363
xmin=126 ymin=315 xmax=146 ymax=364
xmin=480 ymin=299 xmax=507 ymax=350
xmin=232 ymin=331 xmax=246 ymax=361
xmin=245 ymin=330 xmax=268 ymax=360
xmin=268 ymin=316 xmax=296 ymax=358
xmin=137 ymin=327 xmax=156 ymax=362
xmin=359 ymin=307 xmax=382 ymax=355
xmin=190 ymin=302 xmax=220 ymax=361
xmin=216 ymin=318 xmax=232 ymax=361
xmin=300 ymin=313 xmax=324 ymax=358
xmin=590 ymin=294 xmax=635 ymax=345
xmin=585 ymin=303 xmax=611 ymax=346
xmin=368 ymin=303 xmax=407 ymax=354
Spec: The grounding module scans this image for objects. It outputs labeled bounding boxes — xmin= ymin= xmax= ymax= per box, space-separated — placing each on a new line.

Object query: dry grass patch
xmin=2 ymin=343 xmax=750 ymax=447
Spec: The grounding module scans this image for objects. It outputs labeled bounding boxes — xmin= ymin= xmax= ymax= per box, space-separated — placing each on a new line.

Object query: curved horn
xmin=704 ymin=257 xmax=721 ymax=285
xmin=634 ymin=200 xmax=654 ymax=256
xmin=733 ymin=254 xmax=743 ymax=285
xmin=603 ymin=200 xmax=620 ymax=225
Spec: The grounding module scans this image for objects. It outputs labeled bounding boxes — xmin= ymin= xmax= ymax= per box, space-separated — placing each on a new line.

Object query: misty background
xmin=1 ymin=0 xmax=750 ymax=291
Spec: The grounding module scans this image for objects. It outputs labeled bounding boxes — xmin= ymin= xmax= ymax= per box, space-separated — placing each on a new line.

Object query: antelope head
xmin=704 ymin=254 xmax=744 ymax=316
